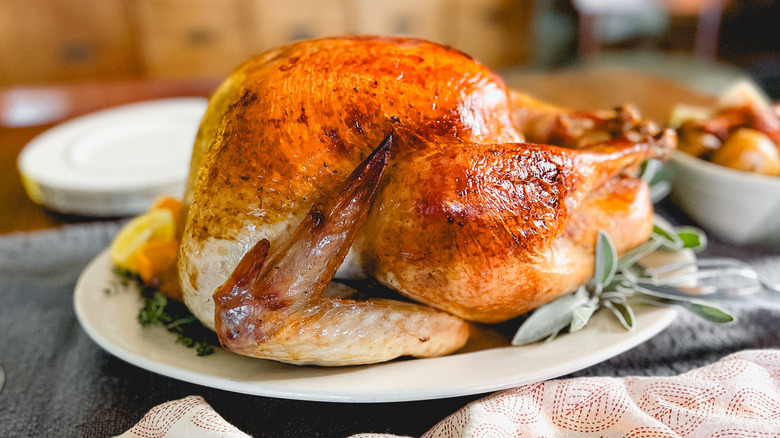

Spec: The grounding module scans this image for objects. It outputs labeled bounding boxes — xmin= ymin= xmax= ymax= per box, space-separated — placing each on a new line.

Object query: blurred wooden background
xmin=0 ymin=0 xmax=534 ymax=86
xmin=2 ymin=0 xmax=780 ymax=96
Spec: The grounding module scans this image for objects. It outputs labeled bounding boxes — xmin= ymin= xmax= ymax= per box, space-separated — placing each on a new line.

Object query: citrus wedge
xmin=110 ymin=208 xmax=175 ymax=272
xmin=136 ymin=239 xmax=179 ymax=283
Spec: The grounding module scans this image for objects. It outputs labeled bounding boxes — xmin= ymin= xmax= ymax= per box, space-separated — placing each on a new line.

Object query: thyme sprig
xmin=112 ymin=267 xmax=219 ymax=356
xmin=511 ymin=219 xmax=735 ymax=346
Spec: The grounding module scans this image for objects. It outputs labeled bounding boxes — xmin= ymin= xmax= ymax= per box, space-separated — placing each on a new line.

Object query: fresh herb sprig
xmin=511 ymin=219 xmax=735 ymax=346
xmin=112 ymin=267 xmax=219 ymax=356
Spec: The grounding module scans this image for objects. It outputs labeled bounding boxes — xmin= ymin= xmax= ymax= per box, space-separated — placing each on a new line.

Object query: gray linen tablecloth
xmin=2 ymin=204 xmax=780 ymax=438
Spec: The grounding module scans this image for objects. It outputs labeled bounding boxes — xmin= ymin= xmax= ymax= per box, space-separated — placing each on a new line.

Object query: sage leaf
xmin=637 ymin=295 xmax=735 ymax=324
xmin=604 ymin=299 xmax=635 ymax=330
xmin=601 ymin=290 xmax=630 ymax=301
xmin=570 ymin=305 xmax=596 ymax=332
xmin=510 ymin=220 xmax=729 ymax=349
xmin=675 ymin=226 xmax=707 ymax=251
xmin=649 ymin=180 xmax=671 ymax=203
xmin=652 ymin=220 xmax=684 ymax=251
xmin=512 ymin=290 xmax=589 ymax=346
xmin=593 ymin=231 xmax=618 ymax=288
xmin=674 ymin=300 xmax=735 ymax=324
xmin=640 ymin=159 xmax=662 ymax=182
xmin=617 ymin=238 xmax=662 ymax=271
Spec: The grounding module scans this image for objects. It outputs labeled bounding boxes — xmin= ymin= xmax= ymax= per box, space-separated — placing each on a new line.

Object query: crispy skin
xmin=182 ymin=36 xmax=521 ymax=242
xmin=179 ymin=36 xmax=673 ymax=364
xmin=179 ymin=36 xmax=523 ymax=331
xmin=359 ymin=140 xmax=660 ymax=322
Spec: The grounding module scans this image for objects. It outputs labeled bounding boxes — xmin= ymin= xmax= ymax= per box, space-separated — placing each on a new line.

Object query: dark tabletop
xmin=1 ymin=200 xmax=779 ymax=438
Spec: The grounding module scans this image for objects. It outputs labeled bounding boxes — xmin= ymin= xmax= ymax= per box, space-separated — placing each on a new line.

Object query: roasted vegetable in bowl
xmin=673 ymin=81 xmax=780 ymax=177
xmin=667 ymin=82 xmax=780 ymax=247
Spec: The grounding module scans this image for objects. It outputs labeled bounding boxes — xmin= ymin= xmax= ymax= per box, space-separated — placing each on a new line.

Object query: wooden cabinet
xmin=247 ymin=0 xmax=350 ymax=50
xmin=0 ymin=0 xmax=534 ymax=86
xmin=0 ymin=0 xmax=21 ymax=85
xmin=0 ymin=0 xmax=137 ymax=85
xmin=445 ymin=0 xmax=533 ymax=68
xmin=131 ymin=0 xmax=253 ymax=78
xmin=350 ymin=0 xmax=448 ymax=43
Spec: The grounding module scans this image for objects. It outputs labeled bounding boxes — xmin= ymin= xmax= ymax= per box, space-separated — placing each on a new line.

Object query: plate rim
xmin=74 ymin=249 xmax=677 ymax=403
xmin=17 ymin=97 xmax=208 ymax=192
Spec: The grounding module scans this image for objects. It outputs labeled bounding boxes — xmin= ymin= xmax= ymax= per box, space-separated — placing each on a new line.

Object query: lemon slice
xmin=110 ymin=208 xmax=175 ymax=271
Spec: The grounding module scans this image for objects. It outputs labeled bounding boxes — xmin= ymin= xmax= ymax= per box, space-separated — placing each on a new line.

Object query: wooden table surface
xmin=0 ymin=69 xmax=716 ymax=235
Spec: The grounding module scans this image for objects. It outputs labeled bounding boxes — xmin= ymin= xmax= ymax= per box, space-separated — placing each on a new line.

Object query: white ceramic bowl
xmin=667 ymin=151 xmax=780 ymax=248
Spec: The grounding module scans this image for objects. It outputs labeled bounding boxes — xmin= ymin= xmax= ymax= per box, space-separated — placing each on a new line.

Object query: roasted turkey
xmin=178 ymin=36 xmax=675 ymax=365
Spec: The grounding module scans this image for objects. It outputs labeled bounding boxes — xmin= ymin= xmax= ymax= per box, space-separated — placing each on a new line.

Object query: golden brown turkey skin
xmin=359 ymin=140 xmax=660 ymax=322
xmin=180 ymin=36 xmax=524 ymax=330
xmin=179 ymin=36 xmax=673 ymax=363
xmin=182 ymin=36 xmax=521 ymax=241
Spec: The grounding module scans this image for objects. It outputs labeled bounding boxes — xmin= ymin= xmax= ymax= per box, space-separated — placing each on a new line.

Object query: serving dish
xmin=17 ymin=98 xmax=207 ymax=217
xmin=74 ymin=249 xmax=677 ymax=403
xmin=667 ymin=150 xmax=780 ymax=248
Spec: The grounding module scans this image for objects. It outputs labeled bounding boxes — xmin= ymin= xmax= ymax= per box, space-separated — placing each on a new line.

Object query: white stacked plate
xmin=17 ymin=98 xmax=208 ymax=217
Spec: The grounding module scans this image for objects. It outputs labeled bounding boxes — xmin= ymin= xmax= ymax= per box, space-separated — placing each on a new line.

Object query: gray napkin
xmin=1 ymin=215 xmax=779 ymax=438
xmin=0 ymin=221 xmax=121 ymax=285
